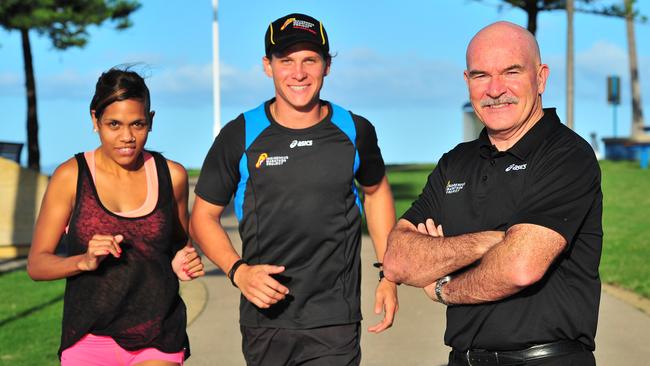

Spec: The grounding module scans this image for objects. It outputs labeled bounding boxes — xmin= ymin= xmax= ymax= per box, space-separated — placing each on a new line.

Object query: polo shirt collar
xmin=478 ymin=108 xmax=561 ymax=160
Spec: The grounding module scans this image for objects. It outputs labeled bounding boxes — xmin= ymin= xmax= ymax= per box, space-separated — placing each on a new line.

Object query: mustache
xmin=480 ymin=96 xmax=519 ymax=107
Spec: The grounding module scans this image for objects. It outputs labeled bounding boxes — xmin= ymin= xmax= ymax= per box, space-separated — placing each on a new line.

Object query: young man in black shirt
xmin=190 ymin=13 xmax=398 ymax=365
xmin=385 ymin=21 xmax=602 ymax=366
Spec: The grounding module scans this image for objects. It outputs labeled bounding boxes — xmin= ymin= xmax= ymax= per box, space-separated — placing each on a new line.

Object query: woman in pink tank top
xmin=27 ymin=67 xmax=204 ymax=366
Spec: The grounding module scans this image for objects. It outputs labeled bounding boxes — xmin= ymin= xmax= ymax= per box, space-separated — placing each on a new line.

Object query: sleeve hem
xmin=358 ymin=172 xmax=384 ymax=187
xmin=508 ymin=214 xmax=572 ymax=244
xmin=400 ymin=211 xmax=421 ymax=226
xmin=194 ymin=189 xmax=231 ymax=207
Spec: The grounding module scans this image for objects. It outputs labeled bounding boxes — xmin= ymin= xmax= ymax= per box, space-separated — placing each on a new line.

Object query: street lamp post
xmin=212 ymin=0 xmax=221 ymax=138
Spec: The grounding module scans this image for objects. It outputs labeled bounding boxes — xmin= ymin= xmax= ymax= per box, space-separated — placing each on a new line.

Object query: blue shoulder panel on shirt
xmin=234 ymin=103 xmax=271 ymax=220
xmin=243 ymin=103 xmax=271 ymax=149
xmin=330 ymin=103 xmax=363 ymax=214
xmin=330 ymin=103 xmax=360 ymax=173
xmin=234 ymin=154 xmax=249 ymax=221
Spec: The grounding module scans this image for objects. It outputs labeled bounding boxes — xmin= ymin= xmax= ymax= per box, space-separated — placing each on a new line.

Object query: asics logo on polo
xmin=289 ymin=140 xmax=313 ymax=148
xmin=505 ymin=163 xmax=527 ymax=172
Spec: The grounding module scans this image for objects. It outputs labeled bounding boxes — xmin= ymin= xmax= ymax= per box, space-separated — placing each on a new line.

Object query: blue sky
xmin=1 ymin=0 xmax=649 ymax=173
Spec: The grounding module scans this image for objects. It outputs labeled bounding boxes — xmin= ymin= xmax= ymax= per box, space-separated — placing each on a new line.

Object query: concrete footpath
xmin=180 ymin=211 xmax=650 ymax=366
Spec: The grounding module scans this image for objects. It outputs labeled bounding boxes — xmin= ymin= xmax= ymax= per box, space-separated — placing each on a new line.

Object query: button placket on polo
xmin=475 ymin=159 xmax=493 ymax=199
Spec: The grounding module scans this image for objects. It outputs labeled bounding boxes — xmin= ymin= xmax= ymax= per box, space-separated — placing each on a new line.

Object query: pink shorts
xmin=61 ymin=334 xmax=185 ymax=366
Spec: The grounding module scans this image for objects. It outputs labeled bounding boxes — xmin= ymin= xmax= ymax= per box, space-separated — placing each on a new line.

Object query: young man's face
xmin=263 ymin=42 xmax=330 ymax=112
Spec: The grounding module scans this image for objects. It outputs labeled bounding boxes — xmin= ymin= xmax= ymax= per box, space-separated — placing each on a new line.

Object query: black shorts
xmin=241 ymin=323 xmax=361 ymax=366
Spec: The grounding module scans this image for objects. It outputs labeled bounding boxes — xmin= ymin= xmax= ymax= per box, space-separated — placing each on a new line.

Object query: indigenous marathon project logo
xmin=255 ymin=153 xmax=289 ymax=168
xmin=255 ymin=153 xmax=268 ymax=168
xmin=280 ymin=17 xmax=316 ymax=34
xmin=445 ymin=180 xmax=466 ymax=194
xmin=505 ymin=163 xmax=527 ymax=172
xmin=289 ymin=139 xmax=313 ymax=148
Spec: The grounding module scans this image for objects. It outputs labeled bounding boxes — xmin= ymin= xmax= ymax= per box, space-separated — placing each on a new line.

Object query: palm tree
xmin=623 ymin=0 xmax=646 ymax=140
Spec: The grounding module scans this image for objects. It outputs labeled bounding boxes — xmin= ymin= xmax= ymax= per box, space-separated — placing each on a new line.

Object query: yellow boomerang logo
xmin=280 ymin=18 xmax=295 ymax=31
xmin=255 ymin=153 xmax=268 ymax=168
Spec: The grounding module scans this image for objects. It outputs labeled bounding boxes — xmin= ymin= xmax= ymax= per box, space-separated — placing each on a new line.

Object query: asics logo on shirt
xmin=289 ymin=140 xmax=313 ymax=148
xmin=505 ymin=163 xmax=527 ymax=172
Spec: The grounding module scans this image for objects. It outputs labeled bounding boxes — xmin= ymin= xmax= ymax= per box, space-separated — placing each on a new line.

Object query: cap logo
xmin=268 ymin=15 xmax=328 ymax=51
xmin=280 ymin=18 xmax=295 ymax=30
xmin=280 ymin=18 xmax=317 ymax=35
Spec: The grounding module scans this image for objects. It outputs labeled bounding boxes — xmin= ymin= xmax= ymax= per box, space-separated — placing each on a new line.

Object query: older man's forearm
xmin=384 ymin=224 xmax=504 ymax=287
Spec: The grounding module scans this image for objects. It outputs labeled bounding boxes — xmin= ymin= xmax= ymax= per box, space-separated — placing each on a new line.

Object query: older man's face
xmin=464 ymin=29 xmax=548 ymax=136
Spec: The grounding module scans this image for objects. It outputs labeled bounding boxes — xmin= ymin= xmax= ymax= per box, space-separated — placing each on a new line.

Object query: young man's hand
xmin=234 ymin=264 xmax=290 ymax=309
xmin=368 ymin=278 xmax=398 ymax=333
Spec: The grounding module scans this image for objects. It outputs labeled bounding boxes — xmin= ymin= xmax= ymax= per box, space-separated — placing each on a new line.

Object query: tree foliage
xmin=473 ymin=0 xmax=645 ymax=34
xmin=0 ymin=0 xmax=140 ymax=48
xmin=0 ymin=0 xmax=141 ymax=170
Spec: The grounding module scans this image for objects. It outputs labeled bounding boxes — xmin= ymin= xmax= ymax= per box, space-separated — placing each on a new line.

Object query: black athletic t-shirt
xmin=195 ymin=99 xmax=385 ymax=329
xmin=403 ymin=109 xmax=602 ymax=351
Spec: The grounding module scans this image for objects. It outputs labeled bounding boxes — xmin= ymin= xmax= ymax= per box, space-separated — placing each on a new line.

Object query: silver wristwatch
xmin=435 ymin=275 xmax=451 ymax=306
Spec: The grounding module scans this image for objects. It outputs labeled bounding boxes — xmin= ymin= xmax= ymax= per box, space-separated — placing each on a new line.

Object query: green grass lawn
xmin=0 ymin=270 xmax=63 ymax=365
xmin=187 ymin=168 xmax=200 ymax=178
xmin=598 ymin=160 xmax=650 ymax=297
xmin=1 ymin=160 xmax=647 ymax=363
xmin=385 ymin=164 xmax=437 ymax=219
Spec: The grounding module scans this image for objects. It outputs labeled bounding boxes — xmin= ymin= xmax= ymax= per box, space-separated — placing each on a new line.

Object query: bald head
xmin=466 ymin=21 xmax=541 ymax=68
xmin=462 ymin=21 xmax=549 ymax=147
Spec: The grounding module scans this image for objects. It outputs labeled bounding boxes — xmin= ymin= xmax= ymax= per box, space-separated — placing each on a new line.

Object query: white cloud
xmin=324 ymin=48 xmax=467 ymax=108
xmin=577 ymin=41 xmax=628 ymax=77
xmin=220 ymin=63 xmax=272 ymax=106
xmin=4 ymin=42 xmax=646 ymax=113
xmin=543 ymin=41 xmax=650 ymax=104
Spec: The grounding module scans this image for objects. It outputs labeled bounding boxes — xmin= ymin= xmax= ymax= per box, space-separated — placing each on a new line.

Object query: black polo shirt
xmin=403 ymin=108 xmax=602 ymax=351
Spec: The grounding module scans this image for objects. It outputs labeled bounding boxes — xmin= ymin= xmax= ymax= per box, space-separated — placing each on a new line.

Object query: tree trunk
xmin=566 ymin=0 xmax=575 ymax=130
xmin=20 ymin=28 xmax=40 ymax=171
xmin=524 ymin=1 xmax=539 ymax=35
xmin=625 ymin=0 xmax=646 ymax=140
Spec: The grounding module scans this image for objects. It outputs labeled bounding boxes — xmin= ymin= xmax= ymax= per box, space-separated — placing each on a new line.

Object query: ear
xmin=536 ymin=63 xmax=550 ymax=95
xmin=90 ymin=110 xmax=99 ymax=131
xmin=148 ymin=110 xmax=155 ymax=131
xmin=323 ymin=58 xmax=331 ymax=77
xmin=463 ymin=70 xmax=470 ymax=87
xmin=263 ymin=56 xmax=273 ymax=78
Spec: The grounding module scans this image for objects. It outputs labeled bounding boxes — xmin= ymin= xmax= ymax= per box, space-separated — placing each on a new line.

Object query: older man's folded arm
xmin=437 ymin=223 xmax=567 ymax=305
xmin=383 ymin=219 xmax=505 ymax=287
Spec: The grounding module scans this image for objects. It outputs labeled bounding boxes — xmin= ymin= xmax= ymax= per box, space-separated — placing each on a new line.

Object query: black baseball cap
xmin=264 ymin=13 xmax=329 ymax=58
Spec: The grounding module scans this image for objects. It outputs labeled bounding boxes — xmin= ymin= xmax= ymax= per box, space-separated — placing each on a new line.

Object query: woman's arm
xmin=167 ymin=160 xmax=204 ymax=280
xmin=27 ymin=158 xmax=122 ymax=280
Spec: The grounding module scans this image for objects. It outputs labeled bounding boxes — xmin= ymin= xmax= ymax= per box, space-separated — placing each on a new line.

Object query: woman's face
xmin=92 ymin=99 xmax=152 ymax=169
